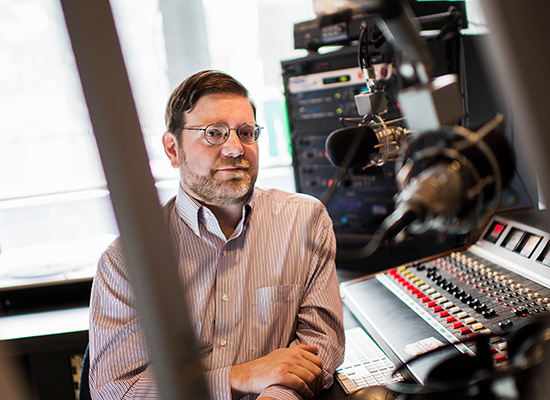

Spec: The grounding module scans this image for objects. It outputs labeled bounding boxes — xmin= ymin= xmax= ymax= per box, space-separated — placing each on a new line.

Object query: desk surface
xmin=0 ymin=307 xmax=89 ymax=341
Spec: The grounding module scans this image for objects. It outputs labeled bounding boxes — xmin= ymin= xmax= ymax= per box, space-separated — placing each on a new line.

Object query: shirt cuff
xmin=259 ymin=384 xmax=302 ymax=400
xmin=205 ymin=366 xmax=232 ymax=400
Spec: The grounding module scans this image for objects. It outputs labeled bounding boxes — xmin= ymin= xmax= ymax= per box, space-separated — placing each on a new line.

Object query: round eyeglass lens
xmin=238 ymin=123 xmax=260 ymax=143
xmin=204 ymin=124 xmax=228 ymax=145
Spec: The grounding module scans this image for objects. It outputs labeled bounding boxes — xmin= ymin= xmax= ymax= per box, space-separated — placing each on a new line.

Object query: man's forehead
xmin=185 ymin=93 xmax=254 ymax=120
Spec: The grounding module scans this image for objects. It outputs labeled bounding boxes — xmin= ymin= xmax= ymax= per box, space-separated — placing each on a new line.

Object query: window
xmin=0 ymin=0 xmax=314 ymax=285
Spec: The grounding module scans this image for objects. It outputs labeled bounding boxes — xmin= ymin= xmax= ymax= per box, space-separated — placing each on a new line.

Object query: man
xmin=89 ymin=70 xmax=345 ymax=400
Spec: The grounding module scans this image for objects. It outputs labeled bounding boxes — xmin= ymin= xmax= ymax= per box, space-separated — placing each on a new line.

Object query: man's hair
xmin=165 ymin=70 xmax=256 ymax=141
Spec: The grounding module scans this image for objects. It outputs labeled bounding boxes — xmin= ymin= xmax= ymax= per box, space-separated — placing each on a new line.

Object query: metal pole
xmin=59 ymin=1 xmax=209 ymax=398
xmin=478 ymin=1 xmax=550 ymax=224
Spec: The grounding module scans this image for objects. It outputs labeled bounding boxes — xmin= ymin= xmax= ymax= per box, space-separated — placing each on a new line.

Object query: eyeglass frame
xmin=182 ymin=122 xmax=262 ymax=145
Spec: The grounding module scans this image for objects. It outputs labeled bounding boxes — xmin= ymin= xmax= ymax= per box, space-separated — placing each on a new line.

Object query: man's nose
xmin=221 ymin=130 xmax=244 ymax=157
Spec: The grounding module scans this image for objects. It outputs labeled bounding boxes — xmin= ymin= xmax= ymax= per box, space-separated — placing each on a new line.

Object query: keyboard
xmin=336 ymin=327 xmax=404 ymax=394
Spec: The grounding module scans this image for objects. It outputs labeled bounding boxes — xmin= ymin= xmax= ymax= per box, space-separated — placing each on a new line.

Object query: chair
xmin=79 ymin=344 xmax=91 ymax=400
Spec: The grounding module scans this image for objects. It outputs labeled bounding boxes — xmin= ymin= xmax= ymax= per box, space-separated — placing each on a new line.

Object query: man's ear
xmin=162 ymin=131 xmax=180 ymax=168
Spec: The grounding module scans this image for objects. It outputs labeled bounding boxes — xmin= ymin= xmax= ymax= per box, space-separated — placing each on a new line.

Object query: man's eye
xmin=206 ymin=129 xmax=225 ymax=138
xmin=240 ymin=129 xmax=254 ymax=138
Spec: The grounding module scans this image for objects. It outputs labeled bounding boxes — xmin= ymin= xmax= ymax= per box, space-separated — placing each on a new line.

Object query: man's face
xmin=164 ymin=93 xmax=259 ymax=207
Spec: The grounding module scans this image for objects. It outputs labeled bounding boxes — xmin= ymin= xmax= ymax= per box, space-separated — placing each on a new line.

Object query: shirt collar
xmin=175 ymin=184 xmax=254 ymax=238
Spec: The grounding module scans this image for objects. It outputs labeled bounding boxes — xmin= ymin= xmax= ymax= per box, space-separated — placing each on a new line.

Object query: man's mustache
xmin=215 ymin=158 xmax=250 ymax=169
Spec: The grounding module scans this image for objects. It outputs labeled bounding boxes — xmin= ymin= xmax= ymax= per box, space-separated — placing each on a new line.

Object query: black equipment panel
xmin=280 ymin=35 xmax=467 ymax=239
xmin=281 ymin=46 xmax=400 ymax=237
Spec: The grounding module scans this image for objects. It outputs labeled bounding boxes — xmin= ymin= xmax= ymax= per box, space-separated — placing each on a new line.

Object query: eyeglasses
xmin=183 ymin=122 xmax=262 ymax=145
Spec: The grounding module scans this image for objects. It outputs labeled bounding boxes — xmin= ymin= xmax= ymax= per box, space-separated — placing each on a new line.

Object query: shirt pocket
xmin=252 ymin=284 xmax=302 ymax=324
xmin=245 ymin=284 xmax=303 ymax=359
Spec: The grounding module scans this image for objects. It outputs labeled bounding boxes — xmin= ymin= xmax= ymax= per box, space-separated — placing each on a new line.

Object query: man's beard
xmin=178 ymin=149 xmax=257 ymax=207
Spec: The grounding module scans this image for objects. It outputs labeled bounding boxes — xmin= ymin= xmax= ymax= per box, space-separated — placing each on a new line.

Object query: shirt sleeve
xmin=88 ymin=241 xmax=159 ymax=399
xmin=260 ymin=204 xmax=345 ymax=400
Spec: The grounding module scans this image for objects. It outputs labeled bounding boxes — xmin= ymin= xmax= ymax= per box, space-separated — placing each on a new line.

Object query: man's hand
xmin=230 ymin=345 xmax=323 ymax=399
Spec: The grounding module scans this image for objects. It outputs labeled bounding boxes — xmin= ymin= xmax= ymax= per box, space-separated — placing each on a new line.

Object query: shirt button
xmin=222 ymin=250 xmax=227 ymax=257
xmin=220 ymin=339 xmax=227 ymax=347
xmin=222 ymin=294 xmax=229 ymax=302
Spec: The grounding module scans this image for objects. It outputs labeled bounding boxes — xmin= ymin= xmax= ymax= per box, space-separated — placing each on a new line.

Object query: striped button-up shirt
xmin=89 ymin=185 xmax=345 ymax=400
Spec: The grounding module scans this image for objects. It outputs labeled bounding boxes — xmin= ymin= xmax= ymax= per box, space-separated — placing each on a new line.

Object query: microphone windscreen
xmin=325 ymin=125 xmax=379 ymax=168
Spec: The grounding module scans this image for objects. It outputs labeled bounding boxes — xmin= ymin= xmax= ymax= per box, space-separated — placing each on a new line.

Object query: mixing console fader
xmin=341 ymin=213 xmax=550 ymax=384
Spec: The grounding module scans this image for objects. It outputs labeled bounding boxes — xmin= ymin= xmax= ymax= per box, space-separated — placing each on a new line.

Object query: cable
xmin=337 ymin=206 xmax=419 ymax=261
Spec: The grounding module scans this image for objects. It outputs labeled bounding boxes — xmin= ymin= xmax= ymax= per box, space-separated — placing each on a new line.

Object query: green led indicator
xmin=334 ymin=93 xmax=341 ymax=99
xmin=336 ymin=108 xmax=343 ymax=114
xmin=323 ymin=75 xmax=351 ymax=85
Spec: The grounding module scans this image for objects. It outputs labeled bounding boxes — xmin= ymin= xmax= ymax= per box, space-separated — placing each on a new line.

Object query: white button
xmin=222 ymin=294 xmax=229 ymax=302
xmin=220 ymin=339 xmax=227 ymax=347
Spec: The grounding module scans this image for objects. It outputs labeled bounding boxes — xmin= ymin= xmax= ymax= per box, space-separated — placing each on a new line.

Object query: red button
xmin=411 ymin=288 xmax=419 ymax=294
xmin=421 ymin=296 xmax=430 ymax=302
xmin=446 ymin=316 xmax=456 ymax=323
xmin=432 ymin=305 xmax=442 ymax=312
xmin=416 ymin=292 xmax=425 ymax=298
xmin=452 ymin=321 xmax=463 ymax=328
xmin=427 ymin=301 xmax=436 ymax=307
xmin=493 ymin=354 xmax=507 ymax=363
xmin=459 ymin=327 xmax=471 ymax=335
xmin=439 ymin=311 xmax=449 ymax=317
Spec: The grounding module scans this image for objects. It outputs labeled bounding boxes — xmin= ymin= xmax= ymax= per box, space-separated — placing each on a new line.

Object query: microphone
xmin=338 ymin=114 xmax=515 ymax=260
xmin=395 ymin=115 xmax=514 ymax=233
xmin=325 ymin=123 xmax=409 ymax=169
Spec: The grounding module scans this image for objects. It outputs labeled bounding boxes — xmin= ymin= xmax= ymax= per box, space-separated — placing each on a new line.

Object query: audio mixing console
xmin=340 ymin=213 xmax=550 ymax=384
